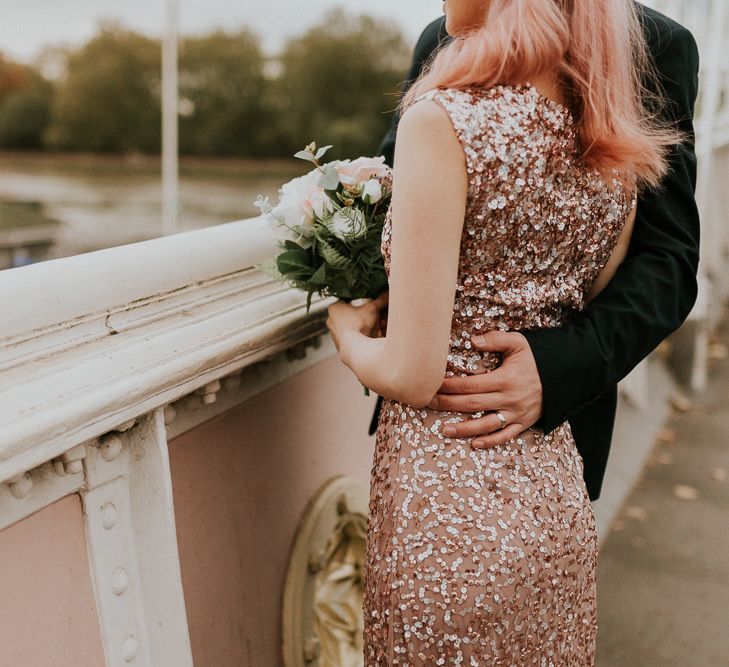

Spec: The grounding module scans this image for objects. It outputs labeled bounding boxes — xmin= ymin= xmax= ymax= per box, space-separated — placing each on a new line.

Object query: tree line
xmin=0 ymin=10 xmax=411 ymax=160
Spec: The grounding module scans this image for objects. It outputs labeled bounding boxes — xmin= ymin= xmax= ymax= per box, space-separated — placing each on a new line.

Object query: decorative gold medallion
xmin=282 ymin=476 xmax=369 ymax=667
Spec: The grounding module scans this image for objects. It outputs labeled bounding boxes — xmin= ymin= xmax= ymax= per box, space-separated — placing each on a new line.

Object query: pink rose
xmin=335 ymin=156 xmax=389 ymax=186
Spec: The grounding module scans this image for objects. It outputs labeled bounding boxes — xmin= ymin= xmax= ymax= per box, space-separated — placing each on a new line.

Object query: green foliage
xmin=272 ymin=194 xmax=390 ymax=311
xmin=278 ymin=9 xmax=410 ymax=159
xmin=275 ymin=230 xmax=389 ymax=309
xmin=178 ymin=30 xmax=271 ymax=156
xmin=46 ymin=23 xmax=161 ymax=153
xmin=0 ymin=53 xmax=52 ymax=149
xmin=0 ymin=88 xmax=52 ymax=148
xmin=0 ymin=11 xmax=410 ymax=158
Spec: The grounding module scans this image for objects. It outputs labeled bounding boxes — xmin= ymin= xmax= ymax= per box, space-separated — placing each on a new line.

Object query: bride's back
xmin=381 ymin=83 xmax=635 ymax=377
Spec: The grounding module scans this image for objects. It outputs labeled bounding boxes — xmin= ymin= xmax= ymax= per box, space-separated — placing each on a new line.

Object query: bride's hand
xmin=326 ymin=292 xmax=389 ymax=352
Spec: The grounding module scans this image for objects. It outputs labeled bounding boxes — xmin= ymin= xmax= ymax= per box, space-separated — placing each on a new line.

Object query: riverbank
xmin=0 ymin=150 xmax=303 ymax=179
xmin=0 ymin=151 xmax=303 ymax=262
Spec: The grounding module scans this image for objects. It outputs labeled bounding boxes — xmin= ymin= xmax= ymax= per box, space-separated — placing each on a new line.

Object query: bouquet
xmin=256 ymin=143 xmax=392 ymax=312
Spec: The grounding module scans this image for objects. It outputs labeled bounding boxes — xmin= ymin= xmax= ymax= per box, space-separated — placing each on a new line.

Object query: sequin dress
xmin=363 ymin=84 xmax=635 ymax=666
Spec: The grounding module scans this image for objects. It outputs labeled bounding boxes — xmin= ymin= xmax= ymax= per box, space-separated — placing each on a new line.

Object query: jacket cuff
xmin=521 ymin=326 xmax=605 ymax=434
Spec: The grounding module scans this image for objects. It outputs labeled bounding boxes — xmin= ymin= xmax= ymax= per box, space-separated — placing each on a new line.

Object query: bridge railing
xmin=0 ymin=216 xmax=353 ymax=665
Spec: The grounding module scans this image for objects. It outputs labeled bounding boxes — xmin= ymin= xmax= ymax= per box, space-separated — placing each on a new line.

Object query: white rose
xmin=362 ymin=179 xmax=382 ymax=204
xmin=264 ymin=209 xmax=313 ymax=248
xmin=268 ymin=169 xmax=322 ymax=247
xmin=330 ymin=207 xmax=367 ymax=240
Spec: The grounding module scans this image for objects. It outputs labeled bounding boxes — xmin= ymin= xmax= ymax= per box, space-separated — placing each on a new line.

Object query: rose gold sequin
xmin=364 ymin=84 xmax=634 ymax=665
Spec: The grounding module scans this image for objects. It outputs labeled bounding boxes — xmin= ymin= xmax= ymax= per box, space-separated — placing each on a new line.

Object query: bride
xmin=326 ymin=0 xmax=678 ymax=663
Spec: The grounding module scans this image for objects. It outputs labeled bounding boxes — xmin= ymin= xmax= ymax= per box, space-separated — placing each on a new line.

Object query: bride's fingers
xmin=472 ymin=424 xmax=527 ymax=449
xmin=373 ymin=291 xmax=389 ymax=311
xmin=326 ymin=320 xmax=339 ymax=349
xmin=441 ymin=412 xmax=511 ymax=439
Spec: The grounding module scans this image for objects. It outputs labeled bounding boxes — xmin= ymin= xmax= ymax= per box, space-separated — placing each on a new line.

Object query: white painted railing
xmin=0 ymin=217 xmax=334 ymax=482
xmin=0 ymin=216 xmax=337 ymax=666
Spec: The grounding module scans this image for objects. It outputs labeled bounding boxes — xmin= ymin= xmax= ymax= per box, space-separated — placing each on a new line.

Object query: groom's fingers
xmin=439 ymin=416 xmax=527 ymax=446
xmin=440 ymin=413 xmax=507 ymax=439
xmin=471 ymin=331 xmax=527 ymax=355
xmin=428 ymin=391 xmax=504 ymax=413
xmin=437 ymin=371 xmax=504 ymax=395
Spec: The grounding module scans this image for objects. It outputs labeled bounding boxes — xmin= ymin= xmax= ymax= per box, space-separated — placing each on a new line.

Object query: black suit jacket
xmin=372 ymin=5 xmax=700 ymax=501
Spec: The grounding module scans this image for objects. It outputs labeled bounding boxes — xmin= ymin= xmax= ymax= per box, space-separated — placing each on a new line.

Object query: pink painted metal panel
xmin=0 ymin=494 xmax=105 ymax=667
xmin=169 ymin=356 xmax=376 ymax=667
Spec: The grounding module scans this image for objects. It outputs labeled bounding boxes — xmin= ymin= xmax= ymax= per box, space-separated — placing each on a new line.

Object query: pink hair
xmin=403 ymin=0 xmax=678 ymax=190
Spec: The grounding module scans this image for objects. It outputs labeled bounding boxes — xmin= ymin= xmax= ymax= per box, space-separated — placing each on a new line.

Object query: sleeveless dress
xmin=363 ymin=84 xmax=635 ymax=666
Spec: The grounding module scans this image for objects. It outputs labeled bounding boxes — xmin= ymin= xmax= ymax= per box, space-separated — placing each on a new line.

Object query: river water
xmin=0 ymin=153 xmax=302 ymax=265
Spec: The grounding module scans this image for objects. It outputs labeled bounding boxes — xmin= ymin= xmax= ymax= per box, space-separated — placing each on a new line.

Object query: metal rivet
xmin=64 ymin=460 xmax=83 ymax=474
xmin=101 ymin=502 xmax=118 ymax=529
xmin=111 ymin=566 xmax=129 ymax=595
xmin=116 ymin=419 xmax=136 ymax=433
xmin=98 ymin=433 xmax=123 ymax=462
xmin=195 ymin=380 xmax=221 ymax=405
xmin=122 ymin=635 xmax=138 ymax=662
xmin=60 ymin=443 xmax=87 ymax=474
xmin=8 ymin=472 xmax=32 ymax=499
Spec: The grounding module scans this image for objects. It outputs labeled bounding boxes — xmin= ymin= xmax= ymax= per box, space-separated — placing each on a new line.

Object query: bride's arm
xmin=328 ymin=99 xmax=468 ymax=407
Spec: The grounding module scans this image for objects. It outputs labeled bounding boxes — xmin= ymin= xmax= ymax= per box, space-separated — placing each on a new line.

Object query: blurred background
xmin=0 ymin=1 xmax=728 ymax=665
xmin=0 ymin=1 xmax=722 ymax=265
xmin=0 ymin=1 xmax=429 ymax=265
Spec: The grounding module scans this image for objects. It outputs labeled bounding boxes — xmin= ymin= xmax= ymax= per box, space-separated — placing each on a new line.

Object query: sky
xmin=1 ymin=0 xmax=445 ymax=63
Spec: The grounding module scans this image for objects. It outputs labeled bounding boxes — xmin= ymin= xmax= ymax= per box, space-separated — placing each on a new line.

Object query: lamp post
xmin=161 ymin=0 xmax=179 ymax=236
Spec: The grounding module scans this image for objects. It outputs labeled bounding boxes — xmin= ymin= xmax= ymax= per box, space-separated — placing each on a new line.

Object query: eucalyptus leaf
xmin=318 ymin=164 xmax=340 ymax=190
xmin=293 ymin=150 xmax=316 ymax=162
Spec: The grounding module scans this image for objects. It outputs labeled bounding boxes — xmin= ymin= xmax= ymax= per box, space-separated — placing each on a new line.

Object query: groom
xmin=371 ymin=4 xmax=700 ymax=502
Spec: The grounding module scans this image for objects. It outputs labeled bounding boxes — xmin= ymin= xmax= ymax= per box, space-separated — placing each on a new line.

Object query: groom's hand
xmin=427 ymin=332 xmax=543 ymax=448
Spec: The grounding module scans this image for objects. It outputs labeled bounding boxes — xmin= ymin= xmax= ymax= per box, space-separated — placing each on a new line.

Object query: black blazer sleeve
xmin=377 ymin=17 xmax=449 ymax=167
xmin=522 ymin=17 xmax=701 ymax=432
